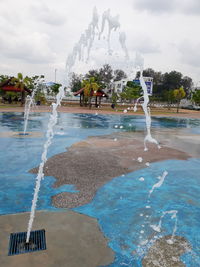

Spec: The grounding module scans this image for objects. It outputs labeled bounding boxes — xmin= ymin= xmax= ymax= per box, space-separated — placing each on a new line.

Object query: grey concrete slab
xmin=0 ymin=210 xmax=114 ymax=267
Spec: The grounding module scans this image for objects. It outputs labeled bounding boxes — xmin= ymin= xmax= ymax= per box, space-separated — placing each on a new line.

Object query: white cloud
xmin=133 ymin=0 xmax=200 ymax=15
xmin=0 ymin=0 xmax=200 ymax=83
xmin=128 ymin=35 xmax=160 ymax=54
xmin=30 ymin=2 xmax=66 ymax=26
xmin=178 ymin=40 xmax=200 ymax=68
xmin=0 ymin=31 xmax=56 ymax=64
xmin=184 ymin=0 xmax=200 ymax=15
xmin=133 ymin=0 xmax=175 ymax=14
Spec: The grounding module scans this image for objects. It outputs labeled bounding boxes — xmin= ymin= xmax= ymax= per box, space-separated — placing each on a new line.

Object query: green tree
xmin=11 ymin=73 xmax=32 ymax=106
xmin=173 ymin=86 xmax=186 ymax=113
xmin=120 ymin=82 xmax=142 ymax=103
xmin=99 ymin=64 xmax=113 ymax=88
xmin=29 ymin=75 xmax=45 ymax=90
xmin=0 ymin=74 xmax=10 ymax=84
xmin=161 ymin=71 xmax=183 ymax=107
xmin=85 ymin=69 xmax=99 ymax=80
xmin=181 ymin=76 xmax=193 ymax=98
xmin=69 ymin=73 xmax=83 ymax=93
xmin=4 ymin=91 xmax=20 ymax=103
xmin=192 ymin=90 xmax=200 ymax=106
xmin=82 ymin=77 xmax=100 ymax=108
xmin=163 ymin=90 xmax=175 ymax=110
xmin=49 ymin=83 xmax=62 ymax=95
xmin=111 ymin=92 xmax=119 ymax=105
xmin=113 ymin=69 xmax=127 ymax=81
xmin=135 ymin=69 xmax=193 ymax=100
xmin=85 ymin=69 xmax=106 ymax=89
xmin=163 ymin=71 xmax=183 ymax=91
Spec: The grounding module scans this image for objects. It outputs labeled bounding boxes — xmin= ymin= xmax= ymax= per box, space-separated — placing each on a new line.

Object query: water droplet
xmin=139 ymin=177 xmax=144 ymax=181
xmin=166 ymin=239 xmax=174 ymax=244
xmin=137 ymin=157 xmax=143 ymax=163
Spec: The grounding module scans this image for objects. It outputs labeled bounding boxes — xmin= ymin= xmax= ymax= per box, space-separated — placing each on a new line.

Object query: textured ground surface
xmin=1 ymin=104 xmax=200 ymax=118
xmin=30 ymin=132 xmax=190 ymax=209
xmin=142 ymin=235 xmax=191 ymax=267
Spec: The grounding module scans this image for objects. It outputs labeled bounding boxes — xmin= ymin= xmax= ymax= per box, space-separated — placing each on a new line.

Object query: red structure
xmin=0 ymin=78 xmax=31 ymax=105
xmin=74 ymin=88 xmax=108 ymax=107
xmin=0 ymin=78 xmax=31 ymax=93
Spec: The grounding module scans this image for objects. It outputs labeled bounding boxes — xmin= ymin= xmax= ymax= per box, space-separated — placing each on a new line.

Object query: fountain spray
xmin=23 ymin=93 xmax=36 ymax=135
xmin=134 ymin=53 xmax=160 ymax=151
xmin=26 ymin=7 xmax=128 ymax=245
xmin=150 ymin=210 xmax=178 ymax=243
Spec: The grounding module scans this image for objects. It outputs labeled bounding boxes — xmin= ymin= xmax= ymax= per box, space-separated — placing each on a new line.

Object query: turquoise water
xmin=0 ymin=112 xmax=200 ymax=266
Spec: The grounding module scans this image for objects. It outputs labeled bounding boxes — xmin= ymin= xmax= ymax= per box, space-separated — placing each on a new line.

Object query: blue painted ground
xmin=1 ymin=112 xmax=200 ymax=266
xmin=74 ymin=159 xmax=200 ymax=266
xmin=0 ymin=112 xmax=128 ymax=214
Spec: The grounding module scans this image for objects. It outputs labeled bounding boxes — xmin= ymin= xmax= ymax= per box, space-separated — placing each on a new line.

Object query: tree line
xmin=70 ymin=65 xmax=200 ymax=109
xmin=69 ymin=64 xmax=127 ymax=93
xmin=1 ymin=66 xmax=200 ymax=109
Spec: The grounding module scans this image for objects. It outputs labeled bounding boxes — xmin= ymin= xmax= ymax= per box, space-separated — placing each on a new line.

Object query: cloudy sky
xmin=0 ymin=0 xmax=200 ymax=85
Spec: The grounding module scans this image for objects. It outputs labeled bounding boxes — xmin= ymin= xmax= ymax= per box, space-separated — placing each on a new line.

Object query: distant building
xmin=110 ymin=79 xmax=128 ymax=95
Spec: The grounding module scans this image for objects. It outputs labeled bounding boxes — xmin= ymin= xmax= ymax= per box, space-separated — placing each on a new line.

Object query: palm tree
xmin=11 ymin=73 xmax=32 ymax=106
xmin=82 ymin=77 xmax=100 ymax=108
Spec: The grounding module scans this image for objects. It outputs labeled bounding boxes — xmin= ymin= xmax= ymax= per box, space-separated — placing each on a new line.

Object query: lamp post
xmin=196 ymin=81 xmax=200 ymax=89
xmin=55 ymin=69 xmax=57 ymax=83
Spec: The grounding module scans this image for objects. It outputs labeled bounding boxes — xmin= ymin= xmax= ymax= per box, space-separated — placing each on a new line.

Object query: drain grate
xmin=8 ymin=229 xmax=46 ymax=256
xmin=18 ymin=133 xmax=29 ymax=136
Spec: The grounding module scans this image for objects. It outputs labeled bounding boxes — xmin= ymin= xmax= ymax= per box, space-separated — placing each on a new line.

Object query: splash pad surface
xmin=0 ymin=111 xmax=200 ymax=266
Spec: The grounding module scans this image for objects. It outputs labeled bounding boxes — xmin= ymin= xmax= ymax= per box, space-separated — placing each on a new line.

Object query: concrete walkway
xmin=0 ymin=210 xmax=114 ymax=267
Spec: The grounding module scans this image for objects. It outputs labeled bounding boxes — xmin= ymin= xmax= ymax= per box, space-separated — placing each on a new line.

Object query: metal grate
xmin=18 ymin=133 xmax=29 ymax=136
xmin=8 ymin=229 xmax=46 ymax=256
